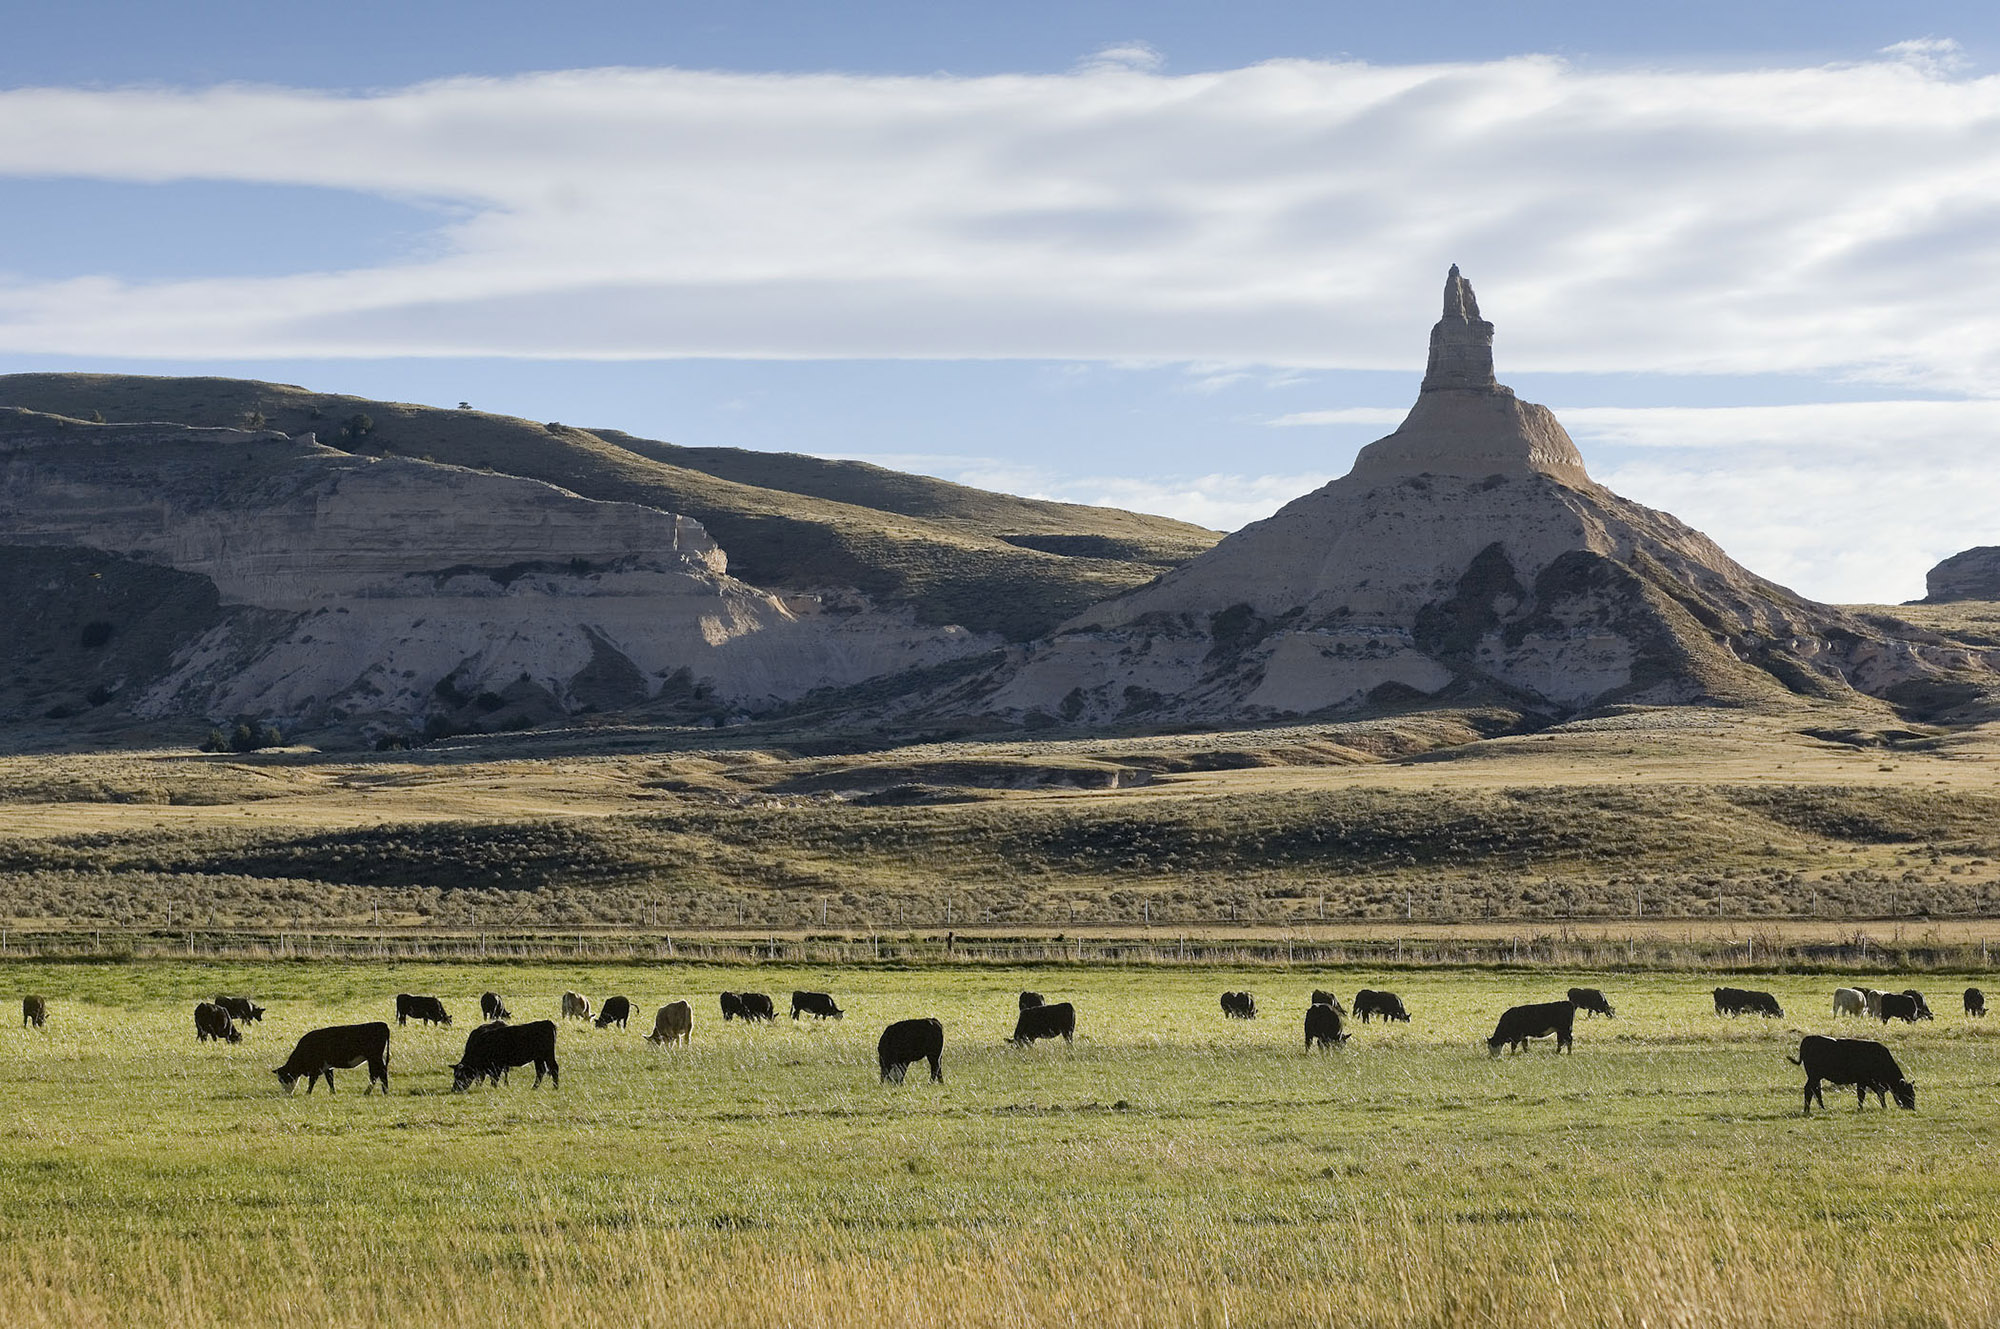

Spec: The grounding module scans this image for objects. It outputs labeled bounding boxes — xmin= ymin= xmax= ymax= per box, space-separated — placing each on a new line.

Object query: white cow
xmin=1832 ymin=988 xmax=1866 ymax=1017
xmin=561 ymin=990 xmax=593 ymax=1022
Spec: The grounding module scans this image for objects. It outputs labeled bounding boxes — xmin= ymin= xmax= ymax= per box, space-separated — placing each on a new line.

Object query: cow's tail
xmin=1786 ymin=1054 xmax=1802 ymax=1066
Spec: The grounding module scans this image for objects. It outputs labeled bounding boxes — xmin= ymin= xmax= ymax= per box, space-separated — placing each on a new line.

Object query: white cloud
xmin=2 ymin=51 xmax=2000 ymax=387
xmin=1270 ymin=407 xmax=1408 ymax=427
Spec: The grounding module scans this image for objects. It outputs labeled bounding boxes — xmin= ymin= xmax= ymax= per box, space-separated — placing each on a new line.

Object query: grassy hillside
xmin=0 ymin=373 xmax=1219 ymax=639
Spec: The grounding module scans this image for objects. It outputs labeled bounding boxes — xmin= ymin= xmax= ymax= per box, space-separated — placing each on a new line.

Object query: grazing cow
xmin=1712 ymin=987 xmax=1783 ymax=1018
xmin=1567 ymin=988 xmax=1615 ymax=1019
xmin=739 ymin=992 xmax=777 ymax=1022
xmin=395 ymin=993 xmax=451 ymax=1027
xmin=594 ymin=996 xmax=632 ymax=1030
xmin=452 ymin=1019 xmax=559 ymax=1092
xmin=1901 ymin=989 xmax=1934 ymax=1021
xmin=878 ymin=1017 xmax=944 ymax=1084
xmin=1878 ymin=992 xmax=1925 ymax=1024
xmin=1860 ymin=988 xmax=1885 ymax=1019
xmin=213 ymin=995 xmax=265 ymax=1024
xmin=719 ymin=991 xmax=745 ymax=1021
xmin=647 ymin=1001 xmax=692 ymax=1046
xmin=1790 ymin=1035 xmax=1915 ymax=1114
xmin=792 ymin=991 xmax=844 ymax=1020
xmin=194 ymin=1001 xmax=241 ymax=1044
xmin=1010 ymin=1001 xmax=1076 ymax=1045
xmin=1487 ymin=1000 xmax=1576 ymax=1056
xmin=22 ymin=996 xmax=46 ymax=1028
xmin=1018 ymin=991 xmax=1046 ymax=1011
xmin=1310 ymin=990 xmax=1345 ymax=1014
xmin=1220 ymin=991 xmax=1258 ymax=1019
xmin=1832 ymin=988 xmax=1867 ymax=1017
xmin=1966 ymin=987 xmax=1987 ymax=1018
xmin=1304 ymin=1003 xmax=1349 ymax=1050
xmin=273 ymin=1022 xmax=391 ymax=1095
xmin=1354 ymin=989 xmax=1411 ymax=1023
xmin=562 ymin=991 xmax=592 ymax=1022
xmin=480 ymin=992 xmax=511 ymax=1022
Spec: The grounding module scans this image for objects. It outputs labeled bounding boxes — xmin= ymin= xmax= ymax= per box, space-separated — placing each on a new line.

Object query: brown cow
xmin=22 ymin=996 xmax=47 ymax=1028
xmin=647 ymin=1000 xmax=693 ymax=1046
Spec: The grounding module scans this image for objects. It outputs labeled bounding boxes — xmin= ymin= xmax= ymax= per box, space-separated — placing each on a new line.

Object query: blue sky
xmin=5 ymin=1 xmax=2000 ymax=602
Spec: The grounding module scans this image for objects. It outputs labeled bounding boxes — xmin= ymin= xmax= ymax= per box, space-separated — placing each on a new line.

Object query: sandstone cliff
xmin=0 ymin=410 xmax=988 ymax=735
xmin=1925 ymin=547 xmax=2000 ymax=603
xmin=977 ymin=268 xmax=1994 ymax=724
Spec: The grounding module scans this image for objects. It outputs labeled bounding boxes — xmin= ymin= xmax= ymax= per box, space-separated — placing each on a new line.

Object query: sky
xmin=5 ymin=1 xmax=2000 ymax=604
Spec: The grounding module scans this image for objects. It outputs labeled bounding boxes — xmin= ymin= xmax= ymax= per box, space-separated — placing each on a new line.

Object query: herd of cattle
xmin=15 ymin=978 xmax=1989 ymax=1114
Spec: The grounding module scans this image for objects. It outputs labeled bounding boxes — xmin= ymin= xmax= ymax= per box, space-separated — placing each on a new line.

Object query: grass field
xmin=3 ymin=961 xmax=1997 ymax=1327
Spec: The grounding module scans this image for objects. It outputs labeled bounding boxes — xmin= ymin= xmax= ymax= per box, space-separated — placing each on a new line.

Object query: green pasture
xmin=2 ymin=962 xmax=1997 ymax=1327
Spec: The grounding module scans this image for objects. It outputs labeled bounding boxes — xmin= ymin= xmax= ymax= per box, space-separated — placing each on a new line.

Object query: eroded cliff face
xmin=1926 ymin=547 xmax=2000 ymax=603
xmin=980 ymin=268 xmax=1992 ymax=725
xmin=0 ymin=412 xmax=988 ymax=733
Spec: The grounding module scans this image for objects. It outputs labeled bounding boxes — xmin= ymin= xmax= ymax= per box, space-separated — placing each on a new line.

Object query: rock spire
xmin=1421 ymin=264 xmax=1499 ymax=392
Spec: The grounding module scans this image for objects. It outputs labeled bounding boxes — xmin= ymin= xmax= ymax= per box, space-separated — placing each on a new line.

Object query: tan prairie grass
xmin=2 ymin=962 xmax=1998 ymax=1326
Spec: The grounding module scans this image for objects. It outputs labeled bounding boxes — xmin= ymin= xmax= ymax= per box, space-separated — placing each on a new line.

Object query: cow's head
xmin=273 ymin=1068 xmax=299 ymax=1093
xmin=225 ymin=1027 xmax=243 ymax=1044
xmin=1892 ymin=1079 xmax=1917 ymax=1110
xmin=1486 ymin=1037 xmax=1504 ymax=1057
xmin=247 ymin=1005 xmax=265 ymax=1021
xmin=450 ymin=1062 xmax=478 ymax=1092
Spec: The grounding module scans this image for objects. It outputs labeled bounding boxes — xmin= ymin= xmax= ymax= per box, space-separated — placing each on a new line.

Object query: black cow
xmin=739 ymin=992 xmax=777 ymax=1022
xmin=1567 ymin=987 xmax=1615 ymax=1018
xmin=1353 ymin=989 xmax=1410 ymax=1023
xmin=213 ymin=994 xmax=265 ymax=1024
xmin=1018 ymin=991 xmax=1046 ymax=1011
xmin=1310 ymin=990 xmax=1345 ymax=1013
xmin=1878 ymin=992 xmax=1927 ymax=1023
xmin=1304 ymin=1003 xmax=1349 ymax=1049
xmin=22 ymin=996 xmax=46 ymax=1028
xmin=1966 ymin=987 xmax=1987 ymax=1018
xmin=792 ymin=991 xmax=844 ymax=1020
xmin=1011 ymin=1001 xmax=1075 ymax=1045
xmin=1712 ymin=987 xmax=1783 ymax=1018
xmin=194 ymin=1001 xmax=241 ymax=1044
xmin=452 ymin=1019 xmax=559 ymax=1091
xmin=273 ymin=1022 xmax=391 ymax=1095
xmin=1790 ymin=1035 xmax=1915 ymax=1114
xmin=1901 ymin=989 xmax=1934 ymax=1021
xmin=720 ymin=991 xmax=746 ymax=1021
xmin=395 ymin=993 xmax=451 ymax=1027
xmin=594 ymin=996 xmax=632 ymax=1030
xmin=1487 ymin=1000 xmax=1576 ymax=1056
xmin=878 ymin=1017 xmax=944 ymax=1084
xmin=1220 ymin=991 xmax=1258 ymax=1019
xmin=480 ymin=992 xmax=511 ymax=1022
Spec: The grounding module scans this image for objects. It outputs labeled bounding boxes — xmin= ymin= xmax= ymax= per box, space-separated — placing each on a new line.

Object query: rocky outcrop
xmin=976 ymin=269 xmax=1993 ymax=725
xmin=0 ymin=410 xmax=990 ymax=734
xmin=1925 ymin=547 xmax=2000 ymax=602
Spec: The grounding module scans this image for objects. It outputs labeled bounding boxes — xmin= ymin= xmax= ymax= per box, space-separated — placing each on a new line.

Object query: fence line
xmin=0 ymin=924 xmax=1993 ymax=971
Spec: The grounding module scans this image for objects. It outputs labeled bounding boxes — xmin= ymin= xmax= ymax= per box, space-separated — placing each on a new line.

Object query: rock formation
xmin=0 ymin=410 xmax=987 ymax=734
xmin=1925 ymin=547 xmax=2000 ymax=602
xmin=977 ymin=268 xmax=1993 ymax=724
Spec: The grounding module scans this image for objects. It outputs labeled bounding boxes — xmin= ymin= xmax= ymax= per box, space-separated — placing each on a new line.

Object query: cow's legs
xmin=928 ymin=1054 xmax=942 ymax=1083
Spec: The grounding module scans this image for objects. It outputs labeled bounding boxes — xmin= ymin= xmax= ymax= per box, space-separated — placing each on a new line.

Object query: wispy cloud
xmin=2 ymin=50 xmax=2000 ymax=386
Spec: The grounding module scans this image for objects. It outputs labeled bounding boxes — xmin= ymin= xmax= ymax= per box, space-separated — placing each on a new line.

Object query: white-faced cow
xmin=452 ymin=1019 xmax=558 ymax=1091
xmin=1354 ymin=990 xmax=1411 ymax=1023
xmin=395 ymin=993 xmax=451 ymax=1027
xmin=194 ymin=1001 xmax=241 ymax=1044
xmin=1966 ymin=988 xmax=1987 ymax=1018
xmin=480 ymin=992 xmax=511 ymax=1022
xmin=646 ymin=1000 xmax=692 ymax=1046
xmin=1488 ymin=1000 xmax=1576 ymax=1056
xmin=594 ymin=996 xmax=632 ymax=1030
xmin=1790 ymin=1035 xmax=1915 ymax=1114
xmin=1566 ymin=988 xmax=1614 ymax=1019
xmin=562 ymin=991 xmax=593 ymax=1022
xmin=213 ymin=995 xmax=265 ymax=1025
xmin=22 ymin=996 xmax=46 ymax=1028
xmin=274 ymin=1022 xmax=391 ymax=1095
xmin=792 ymin=991 xmax=843 ymax=1020
xmin=1011 ymin=1001 xmax=1075 ymax=1045
xmin=1220 ymin=991 xmax=1257 ymax=1019
xmin=879 ymin=1017 xmax=944 ymax=1084
xmin=1304 ymin=1003 xmax=1349 ymax=1050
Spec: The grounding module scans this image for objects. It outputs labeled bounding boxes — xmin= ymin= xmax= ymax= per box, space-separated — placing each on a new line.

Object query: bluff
xmin=977 ymin=268 xmax=1993 ymax=724
xmin=1925 ymin=547 xmax=2000 ymax=603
